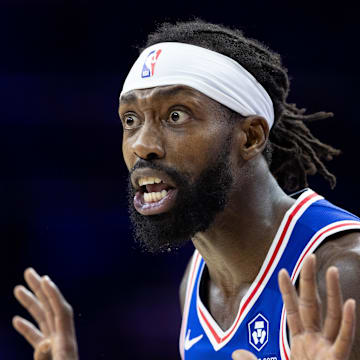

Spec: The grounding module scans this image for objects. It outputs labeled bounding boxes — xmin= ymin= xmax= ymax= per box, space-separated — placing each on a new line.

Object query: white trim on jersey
xmin=179 ymin=188 xmax=323 ymax=353
xmin=196 ymin=189 xmax=322 ymax=351
xmin=180 ymin=251 xmax=202 ymax=359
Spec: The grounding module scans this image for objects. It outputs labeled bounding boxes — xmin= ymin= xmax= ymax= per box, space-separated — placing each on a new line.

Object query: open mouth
xmin=133 ymin=175 xmax=178 ymax=215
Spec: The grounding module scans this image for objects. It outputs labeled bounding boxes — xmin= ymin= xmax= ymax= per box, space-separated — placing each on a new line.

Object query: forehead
xmin=119 ymin=85 xmax=213 ymax=107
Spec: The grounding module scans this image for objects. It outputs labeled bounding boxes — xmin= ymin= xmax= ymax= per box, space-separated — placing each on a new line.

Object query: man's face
xmin=120 ymin=85 xmax=236 ymax=252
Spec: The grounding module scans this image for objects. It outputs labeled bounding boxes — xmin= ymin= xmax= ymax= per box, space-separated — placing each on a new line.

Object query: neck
xmin=192 ymin=159 xmax=295 ymax=296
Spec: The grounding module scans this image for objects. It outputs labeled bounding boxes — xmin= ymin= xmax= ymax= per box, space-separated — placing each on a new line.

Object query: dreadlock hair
xmin=140 ymin=19 xmax=340 ymax=193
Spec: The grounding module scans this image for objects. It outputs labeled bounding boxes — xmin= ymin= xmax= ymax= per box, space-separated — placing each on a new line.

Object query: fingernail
xmin=329 ymin=266 xmax=339 ymax=275
xmin=44 ymin=275 xmax=54 ymax=283
xmin=25 ymin=268 xmax=36 ymax=279
xmin=12 ymin=316 xmax=22 ymax=328
xmin=14 ymin=286 xmax=26 ymax=298
xmin=43 ymin=275 xmax=54 ymax=286
xmin=278 ymin=268 xmax=289 ymax=278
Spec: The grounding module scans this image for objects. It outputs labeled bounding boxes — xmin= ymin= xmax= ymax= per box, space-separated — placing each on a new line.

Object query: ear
xmin=235 ymin=116 xmax=269 ymax=161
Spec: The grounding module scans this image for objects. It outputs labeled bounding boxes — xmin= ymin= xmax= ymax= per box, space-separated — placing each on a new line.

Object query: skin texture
xmin=13 ymin=85 xmax=360 ymax=359
xmin=13 ymin=269 xmax=78 ymax=360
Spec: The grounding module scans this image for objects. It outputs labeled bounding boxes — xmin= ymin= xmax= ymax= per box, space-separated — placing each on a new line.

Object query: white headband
xmin=120 ymin=42 xmax=274 ymax=128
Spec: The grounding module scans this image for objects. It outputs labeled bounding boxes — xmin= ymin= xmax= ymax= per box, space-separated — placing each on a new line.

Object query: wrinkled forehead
xmin=119 ymin=84 xmax=212 ymax=106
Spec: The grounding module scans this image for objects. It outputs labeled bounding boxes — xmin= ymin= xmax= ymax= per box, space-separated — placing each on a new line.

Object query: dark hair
xmin=140 ymin=19 xmax=340 ymax=192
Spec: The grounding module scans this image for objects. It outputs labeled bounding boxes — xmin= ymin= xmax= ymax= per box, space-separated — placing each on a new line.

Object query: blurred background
xmin=0 ymin=1 xmax=359 ymax=359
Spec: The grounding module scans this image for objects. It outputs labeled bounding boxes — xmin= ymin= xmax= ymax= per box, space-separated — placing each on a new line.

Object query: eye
xmin=122 ymin=114 xmax=141 ymax=129
xmin=167 ymin=110 xmax=190 ymax=125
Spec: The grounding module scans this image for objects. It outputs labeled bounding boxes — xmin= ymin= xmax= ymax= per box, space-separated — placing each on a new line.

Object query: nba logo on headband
xmin=122 ymin=42 xmax=274 ymax=128
xmin=141 ymin=49 xmax=162 ymax=78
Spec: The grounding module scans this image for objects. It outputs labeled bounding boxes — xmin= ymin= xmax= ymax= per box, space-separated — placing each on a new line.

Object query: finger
xmin=34 ymin=339 xmax=52 ymax=360
xmin=42 ymin=276 xmax=76 ymax=339
xmin=14 ymin=285 xmax=50 ymax=335
xmin=24 ymin=268 xmax=55 ymax=333
xmin=299 ymin=254 xmax=321 ymax=332
xmin=323 ymin=266 xmax=343 ymax=342
xmin=333 ymin=299 xmax=356 ymax=360
xmin=232 ymin=349 xmax=257 ymax=360
xmin=278 ymin=268 xmax=304 ymax=337
xmin=12 ymin=315 xmax=44 ymax=348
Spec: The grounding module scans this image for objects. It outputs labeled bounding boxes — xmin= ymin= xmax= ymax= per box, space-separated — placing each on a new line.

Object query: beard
xmin=127 ymin=136 xmax=233 ymax=253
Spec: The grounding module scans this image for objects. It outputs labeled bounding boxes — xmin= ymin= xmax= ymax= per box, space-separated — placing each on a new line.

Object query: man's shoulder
xmin=315 ymin=230 xmax=360 ymax=296
xmin=316 ymin=230 xmax=360 ymax=265
xmin=314 ymin=229 xmax=360 ymax=360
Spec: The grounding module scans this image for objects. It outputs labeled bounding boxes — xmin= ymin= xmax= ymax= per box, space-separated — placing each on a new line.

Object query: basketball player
xmin=12 ymin=20 xmax=360 ymax=360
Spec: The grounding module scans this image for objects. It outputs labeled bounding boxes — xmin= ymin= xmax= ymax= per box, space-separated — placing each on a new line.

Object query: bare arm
xmin=316 ymin=231 xmax=360 ymax=360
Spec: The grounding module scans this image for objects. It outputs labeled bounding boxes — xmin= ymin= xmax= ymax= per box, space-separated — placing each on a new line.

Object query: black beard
xmin=127 ymin=138 xmax=233 ymax=253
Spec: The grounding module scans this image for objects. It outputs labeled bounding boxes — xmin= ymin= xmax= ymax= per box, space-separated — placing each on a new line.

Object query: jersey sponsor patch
xmin=141 ymin=49 xmax=162 ymax=78
xmin=248 ymin=313 xmax=269 ymax=351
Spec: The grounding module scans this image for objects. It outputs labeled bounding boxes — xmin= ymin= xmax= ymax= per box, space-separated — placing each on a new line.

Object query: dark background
xmin=0 ymin=1 xmax=359 ymax=359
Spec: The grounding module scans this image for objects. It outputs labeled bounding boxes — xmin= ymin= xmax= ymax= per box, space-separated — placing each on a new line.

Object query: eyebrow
xmin=119 ymin=86 xmax=197 ymax=105
xmin=119 ymin=92 xmax=138 ymax=105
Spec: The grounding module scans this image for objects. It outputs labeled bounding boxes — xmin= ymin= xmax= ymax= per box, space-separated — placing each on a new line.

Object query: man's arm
xmin=315 ymin=231 xmax=360 ymax=360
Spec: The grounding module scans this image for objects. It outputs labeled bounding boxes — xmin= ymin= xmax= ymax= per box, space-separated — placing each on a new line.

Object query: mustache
xmin=130 ymin=159 xmax=174 ymax=175
xmin=129 ymin=159 xmax=190 ymax=188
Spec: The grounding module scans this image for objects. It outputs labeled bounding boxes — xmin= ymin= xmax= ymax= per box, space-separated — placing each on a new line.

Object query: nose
xmin=131 ymin=122 xmax=165 ymax=160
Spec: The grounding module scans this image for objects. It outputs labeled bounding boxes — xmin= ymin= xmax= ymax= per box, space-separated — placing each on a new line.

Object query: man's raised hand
xmin=13 ymin=268 xmax=78 ymax=360
xmin=232 ymin=255 xmax=356 ymax=360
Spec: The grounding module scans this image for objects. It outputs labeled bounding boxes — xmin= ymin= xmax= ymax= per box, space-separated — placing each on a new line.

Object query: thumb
xmin=232 ymin=349 xmax=257 ymax=360
xmin=34 ymin=339 xmax=52 ymax=360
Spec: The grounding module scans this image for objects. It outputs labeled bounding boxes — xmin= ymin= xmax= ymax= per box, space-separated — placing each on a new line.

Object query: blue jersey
xmin=179 ymin=189 xmax=360 ymax=360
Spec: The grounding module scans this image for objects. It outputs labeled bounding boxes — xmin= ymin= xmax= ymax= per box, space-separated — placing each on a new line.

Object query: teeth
xmin=144 ymin=190 xmax=168 ymax=203
xmin=139 ymin=177 xmax=162 ymax=186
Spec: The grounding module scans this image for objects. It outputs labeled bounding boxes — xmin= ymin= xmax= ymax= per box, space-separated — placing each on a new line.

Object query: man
xmin=12 ymin=20 xmax=360 ymax=359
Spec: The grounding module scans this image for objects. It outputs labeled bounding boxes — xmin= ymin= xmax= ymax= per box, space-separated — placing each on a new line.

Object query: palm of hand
xmin=36 ymin=334 xmax=76 ymax=360
xmin=13 ymin=268 xmax=78 ymax=360
xmin=290 ymin=333 xmax=340 ymax=360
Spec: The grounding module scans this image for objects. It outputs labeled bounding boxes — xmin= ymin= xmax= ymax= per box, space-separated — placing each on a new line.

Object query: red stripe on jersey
xmin=199 ymin=307 xmax=222 ymax=343
xmin=292 ymin=221 xmax=360 ymax=278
